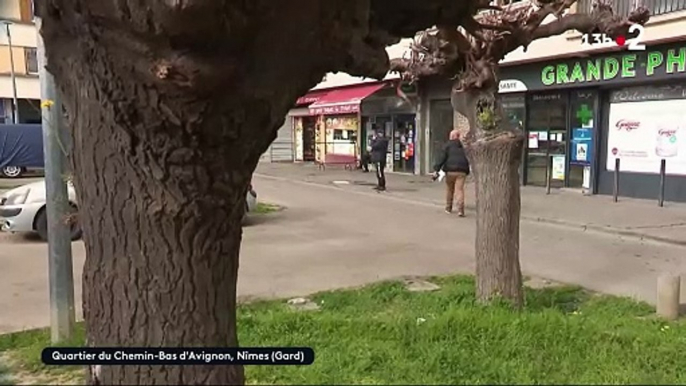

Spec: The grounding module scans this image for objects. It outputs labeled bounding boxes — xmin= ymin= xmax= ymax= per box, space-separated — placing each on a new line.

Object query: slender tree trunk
xmin=452 ymin=87 xmax=525 ymax=307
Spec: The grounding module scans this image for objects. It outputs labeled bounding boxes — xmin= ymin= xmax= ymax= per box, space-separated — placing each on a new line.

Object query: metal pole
xmin=36 ymin=17 xmax=75 ymax=344
xmin=612 ymin=158 xmax=619 ymax=202
xmin=3 ymin=21 xmax=20 ymax=124
xmin=545 ymin=155 xmax=552 ymax=195
xmin=658 ymin=159 xmax=666 ymax=208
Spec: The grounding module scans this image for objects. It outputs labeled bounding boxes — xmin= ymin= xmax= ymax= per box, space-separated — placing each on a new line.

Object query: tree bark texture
xmin=37 ymin=0 xmax=483 ymax=384
xmin=37 ymin=2 xmax=342 ymax=385
xmin=51 ymin=46 xmax=258 ymax=386
xmin=452 ymin=88 xmax=525 ymax=307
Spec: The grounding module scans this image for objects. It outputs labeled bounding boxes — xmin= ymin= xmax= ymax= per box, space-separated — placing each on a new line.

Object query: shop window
xmin=333 ymin=129 xmax=355 ymax=141
xmin=25 ymin=48 xmax=38 ymax=74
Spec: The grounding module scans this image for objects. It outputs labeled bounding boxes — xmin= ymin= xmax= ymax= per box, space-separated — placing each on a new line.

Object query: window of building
xmin=25 ymin=48 xmax=38 ymax=74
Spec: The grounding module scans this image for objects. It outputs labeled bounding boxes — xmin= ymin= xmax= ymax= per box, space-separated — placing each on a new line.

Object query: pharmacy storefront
xmin=500 ymin=41 xmax=686 ymax=202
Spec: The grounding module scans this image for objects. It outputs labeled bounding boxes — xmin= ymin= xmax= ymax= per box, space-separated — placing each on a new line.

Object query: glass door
xmin=392 ymin=115 xmax=416 ymax=173
xmin=525 ymin=93 xmax=568 ymax=187
xmin=302 ymin=116 xmax=317 ymax=162
xmin=568 ymin=91 xmax=597 ymax=189
xmin=501 ymin=94 xmax=526 ymax=184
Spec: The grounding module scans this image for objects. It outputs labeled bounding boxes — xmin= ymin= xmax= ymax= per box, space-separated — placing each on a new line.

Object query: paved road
xmin=1 ymin=174 xmax=686 ymax=333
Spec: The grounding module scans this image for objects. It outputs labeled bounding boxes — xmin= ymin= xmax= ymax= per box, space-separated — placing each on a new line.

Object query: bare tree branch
xmin=532 ymin=2 xmax=650 ymax=40
xmin=391 ymin=0 xmax=651 ymax=92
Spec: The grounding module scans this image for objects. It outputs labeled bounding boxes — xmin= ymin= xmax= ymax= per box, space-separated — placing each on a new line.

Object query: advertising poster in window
xmin=606 ymin=100 xmax=686 ymax=175
xmin=552 ymin=155 xmax=565 ymax=180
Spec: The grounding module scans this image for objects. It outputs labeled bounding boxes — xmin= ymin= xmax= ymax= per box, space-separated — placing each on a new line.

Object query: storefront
xmin=291 ymin=90 xmax=329 ymax=162
xmin=360 ymin=84 xmax=419 ymax=174
xmin=500 ymin=41 xmax=686 ymax=202
xmin=306 ymin=83 xmax=388 ymax=164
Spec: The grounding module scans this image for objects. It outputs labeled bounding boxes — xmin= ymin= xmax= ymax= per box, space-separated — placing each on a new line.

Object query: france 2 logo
xmin=581 ymin=24 xmax=646 ymax=51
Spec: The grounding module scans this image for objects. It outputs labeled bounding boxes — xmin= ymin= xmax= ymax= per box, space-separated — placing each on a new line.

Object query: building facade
xmin=499 ymin=42 xmax=686 ymax=202
xmin=494 ymin=0 xmax=686 ymax=202
xmin=0 ymin=0 xmax=40 ymax=124
xmin=284 ymin=80 xmax=420 ymax=174
xmin=264 ymin=1 xmax=686 ymax=202
xmin=416 ymin=1 xmax=686 ymax=202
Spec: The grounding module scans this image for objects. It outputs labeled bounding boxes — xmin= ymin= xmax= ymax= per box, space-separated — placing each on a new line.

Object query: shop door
xmin=362 ymin=116 xmax=391 ymax=152
xmin=501 ymin=94 xmax=527 ymax=184
xmin=525 ymin=94 xmax=568 ymax=187
xmin=429 ymin=100 xmax=453 ymax=169
xmin=568 ymin=91 xmax=597 ymax=189
xmin=393 ymin=115 xmax=416 ymax=173
xmin=363 ymin=116 xmax=393 ymax=169
xmin=302 ymin=117 xmax=317 ymax=162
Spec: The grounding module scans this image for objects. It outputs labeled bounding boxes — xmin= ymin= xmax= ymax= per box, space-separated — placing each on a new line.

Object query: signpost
xmin=36 ymin=16 xmax=76 ymax=344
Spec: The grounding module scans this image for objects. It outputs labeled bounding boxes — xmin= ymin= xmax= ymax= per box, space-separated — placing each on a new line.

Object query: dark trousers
xmin=361 ymin=153 xmax=371 ymax=172
xmin=375 ymin=161 xmax=386 ymax=189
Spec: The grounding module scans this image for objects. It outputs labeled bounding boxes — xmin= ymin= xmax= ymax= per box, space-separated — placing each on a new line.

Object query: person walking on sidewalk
xmin=370 ymin=130 xmax=389 ymax=191
xmin=434 ymin=130 xmax=470 ymax=216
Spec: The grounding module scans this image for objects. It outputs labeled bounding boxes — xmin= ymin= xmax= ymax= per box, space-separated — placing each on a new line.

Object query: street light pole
xmin=36 ymin=16 xmax=75 ymax=344
xmin=2 ymin=20 xmax=20 ymax=124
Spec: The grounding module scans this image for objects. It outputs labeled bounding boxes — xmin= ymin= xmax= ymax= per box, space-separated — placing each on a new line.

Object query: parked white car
xmin=0 ymin=180 xmax=258 ymax=241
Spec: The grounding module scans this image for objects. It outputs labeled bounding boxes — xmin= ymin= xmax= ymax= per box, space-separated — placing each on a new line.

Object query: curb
xmin=254 ymin=173 xmax=686 ymax=248
xmin=523 ymin=216 xmax=686 ymax=247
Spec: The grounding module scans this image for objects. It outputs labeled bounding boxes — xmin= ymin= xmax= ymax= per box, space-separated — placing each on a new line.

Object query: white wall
xmin=0 ymin=18 xmax=39 ymax=100
xmin=0 ymin=75 xmax=39 ymax=99
xmin=0 ymin=22 xmax=37 ymax=48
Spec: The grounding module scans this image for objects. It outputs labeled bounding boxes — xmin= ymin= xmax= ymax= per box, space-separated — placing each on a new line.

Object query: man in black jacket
xmin=370 ymin=131 xmax=389 ymax=191
xmin=434 ymin=130 xmax=470 ymax=216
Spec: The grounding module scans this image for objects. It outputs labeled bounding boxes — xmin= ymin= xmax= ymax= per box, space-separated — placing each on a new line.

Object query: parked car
xmin=0 ymin=180 xmax=258 ymax=241
xmin=0 ymin=124 xmax=44 ymax=179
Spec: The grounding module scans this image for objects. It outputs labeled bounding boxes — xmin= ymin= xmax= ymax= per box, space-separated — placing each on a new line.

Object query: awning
xmin=295 ymin=90 xmax=329 ymax=106
xmin=308 ymin=83 xmax=386 ymax=115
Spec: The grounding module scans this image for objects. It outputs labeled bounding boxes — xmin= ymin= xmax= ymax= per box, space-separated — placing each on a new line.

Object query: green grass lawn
xmin=253 ymin=202 xmax=282 ymax=214
xmin=1 ymin=275 xmax=685 ymax=385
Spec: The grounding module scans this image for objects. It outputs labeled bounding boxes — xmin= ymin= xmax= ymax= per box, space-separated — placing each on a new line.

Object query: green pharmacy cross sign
xmin=576 ymin=104 xmax=593 ymax=126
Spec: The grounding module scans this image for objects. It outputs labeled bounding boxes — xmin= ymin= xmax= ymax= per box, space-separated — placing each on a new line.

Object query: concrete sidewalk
xmin=256 ymin=162 xmax=686 ymax=246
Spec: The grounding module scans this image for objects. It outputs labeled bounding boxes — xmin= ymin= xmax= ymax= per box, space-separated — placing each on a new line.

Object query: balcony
xmin=577 ymin=0 xmax=686 ymax=17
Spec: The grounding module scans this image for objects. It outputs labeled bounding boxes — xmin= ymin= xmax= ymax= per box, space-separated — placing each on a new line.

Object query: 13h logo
xmin=581 ymin=24 xmax=645 ymax=51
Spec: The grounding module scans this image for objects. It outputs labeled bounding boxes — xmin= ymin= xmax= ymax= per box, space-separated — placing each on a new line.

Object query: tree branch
xmin=532 ymin=3 xmax=650 ymax=40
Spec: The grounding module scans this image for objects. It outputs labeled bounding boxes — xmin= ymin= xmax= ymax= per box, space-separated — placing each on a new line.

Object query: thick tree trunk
xmin=41 ymin=18 xmax=288 ymax=386
xmin=68 ymin=76 xmax=253 ymax=384
xmin=35 ymin=1 xmax=475 ymax=384
xmin=38 ymin=2 xmax=344 ymax=384
xmin=452 ymin=88 xmax=525 ymax=307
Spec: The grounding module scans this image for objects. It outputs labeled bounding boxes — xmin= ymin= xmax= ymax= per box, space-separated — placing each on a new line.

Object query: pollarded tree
xmin=390 ymin=0 xmax=650 ymax=307
xmin=36 ymin=1 xmax=489 ymax=385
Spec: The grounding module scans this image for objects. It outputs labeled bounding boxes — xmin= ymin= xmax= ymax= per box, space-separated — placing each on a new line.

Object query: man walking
xmin=370 ymin=130 xmax=389 ymax=191
xmin=434 ymin=130 xmax=470 ymax=216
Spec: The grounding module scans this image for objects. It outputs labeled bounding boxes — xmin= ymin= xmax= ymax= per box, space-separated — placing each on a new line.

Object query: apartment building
xmin=0 ymin=0 xmax=40 ymax=124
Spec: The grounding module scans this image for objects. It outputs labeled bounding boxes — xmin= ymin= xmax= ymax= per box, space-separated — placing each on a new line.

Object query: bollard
xmin=656 ymin=274 xmax=681 ymax=321
xmin=545 ymin=155 xmax=552 ymax=195
xmin=612 ymin=158 xmax=619 ymax=202
xmin=658 ymin=159 xmax=666 ymax=208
